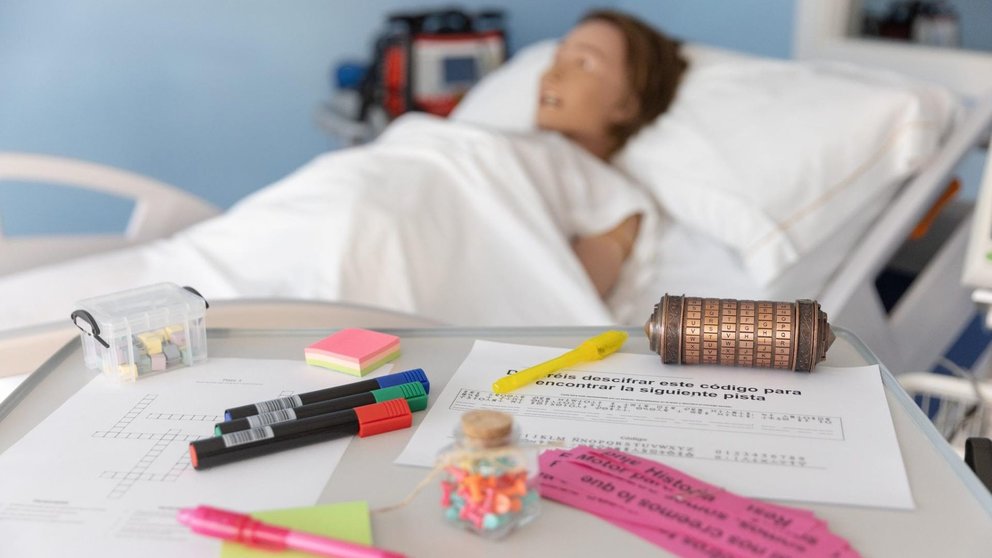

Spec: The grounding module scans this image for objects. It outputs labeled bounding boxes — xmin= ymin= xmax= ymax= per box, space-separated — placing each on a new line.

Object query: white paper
xmin=397 ymin=340 xmax=913 ymax=509
xmin=0 ymin=358 xmax=392 ymax=557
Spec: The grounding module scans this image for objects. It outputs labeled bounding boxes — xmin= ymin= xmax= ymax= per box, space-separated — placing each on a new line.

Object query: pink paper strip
xmin=576 ymin=446 xmax=822 ymax=535
xmin=546 ymin=459 xmax=791 ymax=555
xmin=540 ymin=448 xmax=857 ymax=558
xmin=540 ymin=478 xmax=745 ymax=558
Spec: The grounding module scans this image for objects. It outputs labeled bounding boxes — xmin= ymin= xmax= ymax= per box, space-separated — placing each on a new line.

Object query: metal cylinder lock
xmin=645 ymin=294 xmax=835 ymax=372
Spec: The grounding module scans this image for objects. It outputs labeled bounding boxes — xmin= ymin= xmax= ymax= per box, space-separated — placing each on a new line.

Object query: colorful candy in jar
xmin=438 ymin=410 xmax=540 ymax=538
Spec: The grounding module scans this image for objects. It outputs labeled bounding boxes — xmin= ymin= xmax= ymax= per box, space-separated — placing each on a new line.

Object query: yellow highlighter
xmin=491 ymin=330 xmax=629 ymax=394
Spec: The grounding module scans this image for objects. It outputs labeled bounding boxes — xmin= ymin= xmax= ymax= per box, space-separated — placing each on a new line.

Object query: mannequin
xmin=537 ymin=11 xmax=686 ymax=296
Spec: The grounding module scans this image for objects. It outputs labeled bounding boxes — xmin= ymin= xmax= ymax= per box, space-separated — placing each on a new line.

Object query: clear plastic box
xmin=71 ymin=283 xmax=208 ymax=382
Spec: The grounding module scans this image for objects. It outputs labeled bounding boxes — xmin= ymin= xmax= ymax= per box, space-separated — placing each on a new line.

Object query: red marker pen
xmin=189 ymin=398 xmax=411 ymax=469
xmin=178 ymin=505 xmax=406 ymax=558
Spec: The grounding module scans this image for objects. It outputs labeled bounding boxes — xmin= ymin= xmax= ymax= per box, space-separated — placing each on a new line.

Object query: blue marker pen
xmin=223 ymin=368 xmax=429 ymax=421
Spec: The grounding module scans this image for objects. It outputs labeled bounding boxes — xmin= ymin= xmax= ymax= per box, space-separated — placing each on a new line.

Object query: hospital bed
xmin=0 ymin=36 xmax=990 ymax=384
xmin=448 ymin=38 xmax=992 ymax=377
xmin=0 ymin=153 xmax=219 ymax=276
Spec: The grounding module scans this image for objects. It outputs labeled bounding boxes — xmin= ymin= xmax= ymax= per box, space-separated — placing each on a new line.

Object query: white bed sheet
xmin=0 ymin=108 xmax=902 ymax=332
xmin=0 ymin=115 xmax=658 ymax=331
xmin=0 ymin=184 xmax=863 ymax=335
xmin=453 ymin=40 xmax=958 ymax=288
xmin=610 ymin=194 xmax=882 ymax=326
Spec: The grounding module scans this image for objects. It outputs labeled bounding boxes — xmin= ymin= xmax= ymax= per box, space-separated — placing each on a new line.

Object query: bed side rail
xmin=820 ymin=94 xmax=992 ymax=373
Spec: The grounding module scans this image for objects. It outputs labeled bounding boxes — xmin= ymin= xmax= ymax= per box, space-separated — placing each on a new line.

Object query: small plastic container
xmin=71 ymin=283 xmax=209 ymax=382
xmin=437 ymin=410 xmax=540 ymax=538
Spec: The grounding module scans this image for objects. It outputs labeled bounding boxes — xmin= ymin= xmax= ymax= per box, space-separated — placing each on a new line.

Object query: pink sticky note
xmin=304 ymin=328 xmax=400 ymax=375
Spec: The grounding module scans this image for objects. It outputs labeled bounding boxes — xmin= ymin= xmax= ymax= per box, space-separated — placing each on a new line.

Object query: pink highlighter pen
xmin=178 ymin=505 xmax=406 ymax=558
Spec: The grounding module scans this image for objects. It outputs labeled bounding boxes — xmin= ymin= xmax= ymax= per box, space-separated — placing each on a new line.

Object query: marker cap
xmin=372 ymin=381 xmax=428 ymax=412
xmin=354 ymin=398 xmax=412 ymax=437
xmin=377 ymin=368 xmax=430 ymax=394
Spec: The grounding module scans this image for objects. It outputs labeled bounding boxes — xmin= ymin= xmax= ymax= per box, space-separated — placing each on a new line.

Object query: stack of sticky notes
xmin=304 ymin=328 xmax=401 ymax=376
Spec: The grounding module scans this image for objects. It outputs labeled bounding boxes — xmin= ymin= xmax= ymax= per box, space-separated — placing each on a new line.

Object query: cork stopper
xmin=460 ymin=410 xmax=513 ymax=442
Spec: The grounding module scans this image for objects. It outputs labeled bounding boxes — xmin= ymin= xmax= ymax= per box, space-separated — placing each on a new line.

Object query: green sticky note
xmin=220 ymin=501 xmax=372 ymax=558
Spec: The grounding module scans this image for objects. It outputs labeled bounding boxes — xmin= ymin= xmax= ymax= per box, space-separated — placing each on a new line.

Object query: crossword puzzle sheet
xmin=0 ymin=358 xmax=374 ymax=557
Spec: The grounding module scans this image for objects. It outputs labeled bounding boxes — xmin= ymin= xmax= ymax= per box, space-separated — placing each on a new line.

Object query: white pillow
xmin=450 ymin=40 xmax=556 ymax=131
xmin=451 ymin=40 xmax=958 ymax=285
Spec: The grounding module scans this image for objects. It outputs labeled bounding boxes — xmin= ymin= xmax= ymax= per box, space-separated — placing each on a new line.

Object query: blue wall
xmin=9 ymin=0 xmax=984 ymax=237
xmin=0 ymin=0 xmax=606 ymax=235
xmin=619 ymin=0 xmax=796 ymax=59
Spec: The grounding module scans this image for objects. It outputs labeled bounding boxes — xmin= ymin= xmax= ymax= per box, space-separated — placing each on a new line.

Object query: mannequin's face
xmin=536 ymin=20 xmax=637 ymax=148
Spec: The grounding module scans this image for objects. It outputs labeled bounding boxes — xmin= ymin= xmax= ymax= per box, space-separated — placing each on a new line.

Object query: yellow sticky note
xmin=220 ymin=501 xmax=372 ymax=558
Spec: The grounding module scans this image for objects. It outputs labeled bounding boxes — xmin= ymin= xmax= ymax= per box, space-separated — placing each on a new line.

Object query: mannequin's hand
xmin=572 ymin=214 xmax=641 ymax=298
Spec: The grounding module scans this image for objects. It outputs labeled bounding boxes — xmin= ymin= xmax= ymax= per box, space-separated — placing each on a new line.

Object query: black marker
xmin=214 ymin=381 xmax=428 ymax=435
xmin=190 ymin=399 xmax=411 ymax=470
xmin=223 ymin=368 xmax=429 ymax=421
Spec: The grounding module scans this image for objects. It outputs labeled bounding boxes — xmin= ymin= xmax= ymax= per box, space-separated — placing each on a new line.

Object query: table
xmin=2 ymin=326 xmax=992 ymax=557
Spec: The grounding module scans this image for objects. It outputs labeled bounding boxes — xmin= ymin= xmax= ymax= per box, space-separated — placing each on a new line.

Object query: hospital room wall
xmin=617 ymin=0 xmax=797 ymax=59
xmin=0 ymin=0 xmax=809 ymax=238
xmin=3 ymin=0 xmax=983 ymax=236
xmin=0 ymin=0 xmax=606 ymax=237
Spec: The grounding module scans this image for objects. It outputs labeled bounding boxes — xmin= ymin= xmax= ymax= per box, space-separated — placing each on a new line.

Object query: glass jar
xmin=437 ymin=410 xmax=540 ymax=539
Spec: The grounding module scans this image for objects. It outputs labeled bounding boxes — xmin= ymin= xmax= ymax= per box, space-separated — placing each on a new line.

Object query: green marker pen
xmin=214 ymin=381 xmax=427 ymax=435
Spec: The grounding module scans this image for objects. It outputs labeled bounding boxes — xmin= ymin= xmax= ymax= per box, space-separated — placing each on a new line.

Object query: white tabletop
xmin=2 ymin=326 xmax=991 ymax=557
